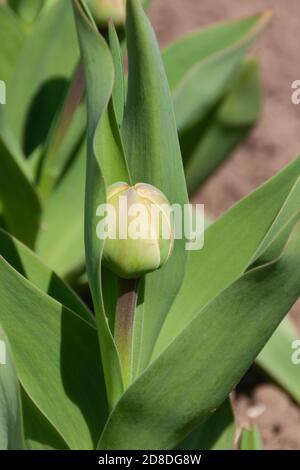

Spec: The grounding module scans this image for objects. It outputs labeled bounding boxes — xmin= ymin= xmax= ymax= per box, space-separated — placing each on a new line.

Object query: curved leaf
xmin=155 ymin=157 xmax=300 ymax=355
xmin=21 ymin=387 xmax=68 ymax=450
xmin=183 ymin=58 xmax=260 ymax=194
xmin=99 ymin=223 xmax=300 ymax=450
xmin=74 ymin=0 xmax=125 ymax=409
xmin=0 ymin=256 xmax=107 ymax=449
xmin=0 ymin=227 xmax=93 ymax=325
xmin=123 ymin=0 xmax=189 ymax=372
xmin=163 ymin=11 xmax=270 ymax=131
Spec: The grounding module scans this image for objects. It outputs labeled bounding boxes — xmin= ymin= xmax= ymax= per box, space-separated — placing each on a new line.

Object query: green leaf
xmin=37 ymin=66 xmax=86 ymax=201
xmin=177 ymin=399 xmax=235 ymax=450
xmin=108 ymin=21 xmax=125 ymax=125
xmin=123 ymin=0 xmax=189 ymax=372
xmin=8 ymin=0 xmax=45 ymax=25
xmin=73 ymin=0 xmax=125 ymax=409
xmin=240 ymin=425 xmax=263 ymax=450
xmin=99 ymin=223 xmax=300 ymax=450
xmin=21 ymin=388 xmax=68 ymax=450
xmin=162 ymin=11 xmax=270 ymax=131
xmin=0 ymin=227 xmax=93 ymax=325
xmin=0 ymin=256 xmax=108 ymax=449
xmin=0 ymin=326 xmax=24 ymax=450
xmin=37 ymin=142 xmax=86 ymax=279
xmin=6 ymin=0 xmax=79 ymax=156
xmin=0 ymin=110 xmax=33 ymax=180
xmin=0 ymin=135 xmax=41 ymax=248
xmin=217 ymin=59 xmax=261 ymax=126
xmin=182 ymin=58 xmax=260 ymax=194
xmin=257 ymin=317 xmax=300 ymax=405
xmin=0 ymin=5 xmax=25 ymax=84
xmin=155 ymin=157 xmax=300 ymax=356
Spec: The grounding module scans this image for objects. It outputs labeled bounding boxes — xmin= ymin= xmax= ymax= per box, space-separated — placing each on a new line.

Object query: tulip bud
xmin=87 ymin=0 xmax=126 ymax=27
xmin=102 ymin=182 xmax=174 ymax=279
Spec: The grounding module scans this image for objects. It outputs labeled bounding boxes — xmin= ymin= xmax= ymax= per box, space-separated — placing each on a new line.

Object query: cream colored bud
xmin=102 ymin=182 xmax=174 ymax=278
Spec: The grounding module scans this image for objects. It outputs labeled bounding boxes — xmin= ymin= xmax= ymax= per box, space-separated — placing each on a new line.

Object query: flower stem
xmin=114 ymin=278 xmax=138 ymax=389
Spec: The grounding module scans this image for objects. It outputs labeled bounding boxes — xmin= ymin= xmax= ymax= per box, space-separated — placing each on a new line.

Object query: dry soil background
xmin=148 ymin=0 xmax=300 ymax=450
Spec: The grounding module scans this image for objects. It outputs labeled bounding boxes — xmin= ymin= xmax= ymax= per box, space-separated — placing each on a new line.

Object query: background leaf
xmin=0 ymin=135 xmax=41 ymax=248
xmin=0 ymin=5 xmax=25 ymax=84
xmin=257 ymin=317 xmax=300 ymax=405
xmin=163 ymin=11 xmax=270 ymax=131
xmin=0 ymin=326 xmax=24 ymax=450
xmin=37 ymin=142 xmax=87 ymax=279
xmin=240 ymin=425 xmax=263 ymax=450
xmin=177 ymin=399 xmax=235 ymax=450
xmin=37 ymin=66 xmax=85 ymax=201
xmin=6 ymin=0 xmax=79 ymax=157
xmin=182 ymin=58 xmax=260 ymax=194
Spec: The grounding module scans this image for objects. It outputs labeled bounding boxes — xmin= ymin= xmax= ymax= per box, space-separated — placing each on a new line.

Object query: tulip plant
xmin=0 ymin=0 xmax=300 ymax=451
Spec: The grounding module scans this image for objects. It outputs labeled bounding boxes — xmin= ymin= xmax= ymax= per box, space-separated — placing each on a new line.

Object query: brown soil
xmin=148 ymin=0 xmax=300 ymax=450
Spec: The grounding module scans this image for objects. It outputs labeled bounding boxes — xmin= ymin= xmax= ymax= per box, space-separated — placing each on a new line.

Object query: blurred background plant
xmin=0 ymin=0 xmax=299 ymax=449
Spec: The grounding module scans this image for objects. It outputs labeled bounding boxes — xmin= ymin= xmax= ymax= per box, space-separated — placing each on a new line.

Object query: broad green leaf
xmin=6 ymin=0 xmax=79 ymax=156
xmin=0 ymin=136 xmax=41 ymax=248
xmin=154 ymin=157 xmax=300 ymax=356
xmin=123 ymin=0 xmax=189 ymax=372
xmin=0 ymin=5 xmax=25 ymax=84
xmin=0 ymin=327 xmax=24 ymax=450
xmin=74 ymin=0 xmax=125 ymax=408
xmin=240 ymin=426 xmax=263 ymax=450
xmin=257 ymin=317 xmax=300 ymax=405
xmin=162 ymin=11 xmax=270 ymax=131
xmin=99 ymin=223 xmax=300 ymax=450
xmin=183 ymin=59 xmax=260 ymax=194
xmin=0 ymin=256 xmax=107 ymax=449
xmin=177 ymin=399 xmax=235 ymax=450
xmin=0 ymin=228 xmax=93 ymax=325
xmin=37 ymin=141 xmax=86 ymax=279
xmin=21 ymin=388 xmax=68 ymax=450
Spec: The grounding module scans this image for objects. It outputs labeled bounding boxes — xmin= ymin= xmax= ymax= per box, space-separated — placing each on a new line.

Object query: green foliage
xmin=0 ymin=0 xmax=299 ymax=452
xmin=240 ymin=425 xmax=264 ymax=450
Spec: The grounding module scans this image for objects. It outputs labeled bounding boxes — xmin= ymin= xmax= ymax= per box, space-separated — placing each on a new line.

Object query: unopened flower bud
xmin=102 ymin=182 xmax=174 ymax=279
xmin=87 ymin=0 xmax=126 ymax=27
